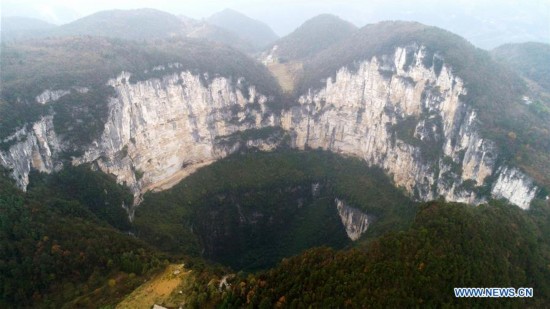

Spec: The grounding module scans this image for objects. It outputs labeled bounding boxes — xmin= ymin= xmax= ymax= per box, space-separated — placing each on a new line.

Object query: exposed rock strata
xmin=335 ymin=198 xmax=369 ymax=241
xmin=281 ymin=46 xmax=539 ymax=209
xmin=35 ymin=87 xmax=89 ymax=104
xmin=1 ymin=46 xmax=541 ymax=209
xmin=0 ymin=116 xmax=63 ymax=189
xmin=72 ymin=71 xmax=278 ymax=203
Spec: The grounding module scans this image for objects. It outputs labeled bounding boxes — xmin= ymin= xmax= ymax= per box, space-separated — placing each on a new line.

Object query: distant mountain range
xmin=1 ymin=8 xmax=279 ymax=53
xmin=207 ymin=8 xmax=279 ymax=50
xmin=265 ymin=14 xmax=357 ymax=62
xmin=1 ymin=16 xmax=56 ymax=41
xmin=47 ymin=8 xmax=184 ymax=41
xmin=178 ymin=15 xmax=256 ymax=52
xmin=1 ymin=8 xmax=550 ymax=308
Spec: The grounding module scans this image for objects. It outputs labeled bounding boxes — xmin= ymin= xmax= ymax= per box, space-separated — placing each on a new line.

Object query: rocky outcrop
xmin=35 ymin=87 xmax=89 ymax=104
xmin=73 ymin=71 xmax=278 ymax=203
xmin=281 ymin=45 xmax=540 ymax=208
xmin=0 ymin=116 xmax=63 ymax=189
xmin=1 ymin=46 xmax=542 ymax=210
xmin=491 ymin=167 xmax=538 ymax=209
xmin=335 ymin=198 xmax=369 ymax=241
xmin=35 ymin=89 xmax=70 ymax=104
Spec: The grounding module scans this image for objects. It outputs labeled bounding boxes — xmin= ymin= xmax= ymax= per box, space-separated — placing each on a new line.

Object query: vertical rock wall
xmin=0 ymin=48 xmax=541 ymax=209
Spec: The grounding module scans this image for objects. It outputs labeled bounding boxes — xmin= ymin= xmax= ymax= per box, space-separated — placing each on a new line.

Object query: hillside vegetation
xmin=207 ymin=8 xmax=279 ymax=50
xmin=182 ymin=19 xmax=256 ymax=52
xmin=489 ymin=42 xmax=550 ymax=190
xmin=3 ymin=154 xmax=550 ymax=308
xmin=263 ymin=14 xmax=356 ymax=93
xmin=297 ymin=20 xmax=550 ymax=191
xmin=492 ymin=42 xmax=550 ymax=92
xmin=0 ymin=17 xmax=56 ymax=42
xmin=265 ymin=61 xmax=303 ymax=93
xmin=133 ymin=150 xmax=417 ymax=270
xmin=0 ymin=36 xmax=281 ymax=147
xmin=221 ymin=200 xmax=550 ymax=308
xmin=491 ymin=42 xmax=550 ymax=127
xmin=268 ymin=14 xmax=357 ymax=62
xmin=0 ymin=167 xmax=164 ymax=308
xmin=1 ymin=8 xmax=272 ymax=53
xmin=43 ymin=9 xmax=185 ymax=41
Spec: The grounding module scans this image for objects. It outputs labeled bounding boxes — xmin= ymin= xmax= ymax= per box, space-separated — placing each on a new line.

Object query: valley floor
xmin=266 ymin=61 xmax=303 ymax=93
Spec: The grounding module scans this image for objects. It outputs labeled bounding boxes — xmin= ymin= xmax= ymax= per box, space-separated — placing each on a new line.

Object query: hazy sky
xmin=2 ymin=0 xmax=550 ymax=47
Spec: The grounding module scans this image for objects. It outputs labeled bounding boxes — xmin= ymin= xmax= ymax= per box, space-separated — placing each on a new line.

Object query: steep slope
xmin=3 ymin=9 xmax=266 ymax=53
xmin=0 ymin=36 xmax=282 ymax=202
xmin=2 ymin=20 xmax=550 ymax=308
xmin=178 ymin=15 xmax=256 ymax=52
xmin=47 ymin=8 xmax=185 ymax=40
xmin=1 ymin=21 xmax=547 ymax=212
xmin=221 ymin=200 xmax=550 ymax=307
xmin=492 ymin=42 xmax=550 ymax=92
xmin=261 ymin=14 xmax=357 ymax=93
xmin=286 ymin=21 xmax=548 ymax=207
xmin=0 ymin=167 xmax=163 ymax=308
xmin=0 ymin=16 xmax=57 ymax=42
xmin=490 ymin=44 xmax=550 ymax=167
xmin=265 ymin=14 xmax=357 ymax=62
xmin=207 ymin=8 xmax=279 ymax=50
xmin=133 ymin=151 xmax=416 ymax=270
xmin=0 ymin=36 xmax=279 ymax=142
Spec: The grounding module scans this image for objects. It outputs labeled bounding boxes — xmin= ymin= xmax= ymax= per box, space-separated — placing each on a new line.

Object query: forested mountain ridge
xmin=207 ymin=8 xmax=279 ymax=50
xmin=2 ymin=156 xmax=550 ymax=307
xmin=291 ymin=20 xmax=549 ymax=204
xmin=221 ymin=200 xmax=550 ymax=308
xmin=0 ymin=166 xmax=164 ymax=308
xmin=44 ymin=9 xmax=185 ymax=41
xmin=492 ymin=42 xmax=550 ymax=92
xmin=0 ymin=36 xmax=280 ymax=142
xmin=178 ymin=15 xmax=257 ymax=52
xmin=260 ymin=14 xmax=357 ymax=93
xmin=0 ymin=17 xmax=56 ymax=42
xmin=1 ymin=20 xmax=547 ymax=212
xmin=1 ymin=12 xmax=550 ymax=308
xmin=264 ymin=14 xmax=357 ymax=62
xmin=0 ymin=36 xmax=281 ymax=196
xmin=0 ymin=9 xmax=274 ymax=53
xmin=491 ymin=42 xmax=550 ymax=126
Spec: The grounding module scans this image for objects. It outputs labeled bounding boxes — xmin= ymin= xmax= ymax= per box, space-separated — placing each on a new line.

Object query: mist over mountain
xmin=0 ymin=16 xmax=57 ymax=41
xmin=266 ymin=14 xmax=357 ymax=61
xmin=0 ymin=9 xmax=272 ymax=52
xmin=1 ymin=3 xmax=549 ymax=308
xmin=3 ymin=0 xmax=548 ymax=49
xmin=255 ymin=0 xmax=550 ymax=49
xmin=492 ymin=42 xmax=550 ymax=92
xmin=207 ymin=8 xmax=279 ymax=50
xmin=45 ymin=9 xmax=186 ymax=41
xmin=178 ymin=14 xmax=257 ymax=52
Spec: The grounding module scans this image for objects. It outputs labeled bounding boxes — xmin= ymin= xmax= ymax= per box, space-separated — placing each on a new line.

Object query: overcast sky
xmin=2 ymin=0 xmax=550 ymax=47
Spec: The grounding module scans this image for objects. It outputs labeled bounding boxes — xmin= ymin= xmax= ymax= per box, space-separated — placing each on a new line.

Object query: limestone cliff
xmin=0 ymin=46 xmax=542 ymax=210
xmin=335 ymin=198 xmax=369 ymax=241
xmin=73 ymin=70 xmax=280 ymax=203
xmin=281 ymin=45 xmax=539 ymax=209
xmin=35 ymin=87 xmax=89 ymax=104
xmin=0 ymin=116 xmax=63 ymax=189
